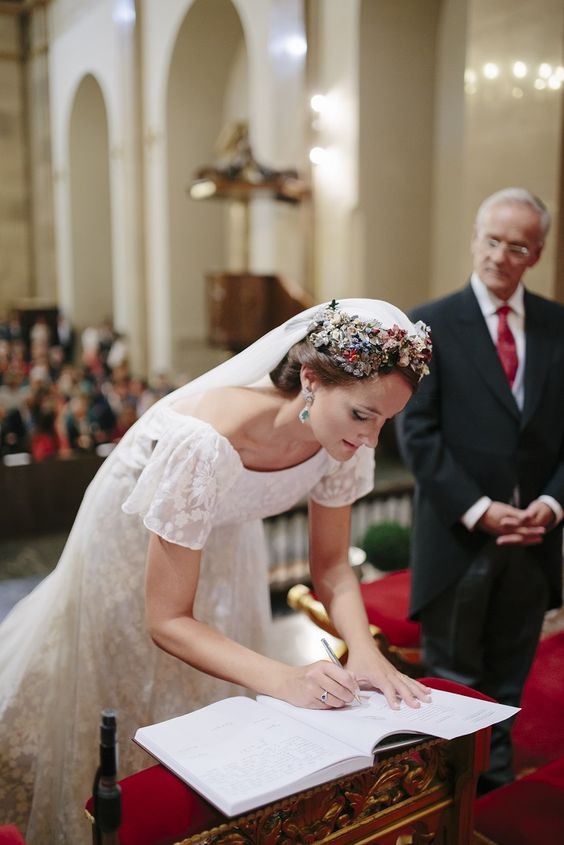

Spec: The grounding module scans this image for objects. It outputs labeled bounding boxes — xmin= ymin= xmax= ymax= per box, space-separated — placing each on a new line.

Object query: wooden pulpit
xmin=206 ymin=272 xmax=313 ymax=352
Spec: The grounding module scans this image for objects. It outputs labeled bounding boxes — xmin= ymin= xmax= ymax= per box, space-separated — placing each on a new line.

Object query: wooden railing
xmin=0 ymin=455 xmax=414 ymax=592
xmin=0 ymin=454 xmax=104 ymax=540
xmin=265 ymin=477 xmax=414 ymax=589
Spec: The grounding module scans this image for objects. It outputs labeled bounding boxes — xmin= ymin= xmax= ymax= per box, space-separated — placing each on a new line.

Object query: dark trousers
xmin=419 ymin=543 xmax=549 ymax=792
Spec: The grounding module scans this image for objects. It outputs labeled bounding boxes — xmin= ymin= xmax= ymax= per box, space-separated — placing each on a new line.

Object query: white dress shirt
xmin=460 ymin=274 xmax=562 ymax=530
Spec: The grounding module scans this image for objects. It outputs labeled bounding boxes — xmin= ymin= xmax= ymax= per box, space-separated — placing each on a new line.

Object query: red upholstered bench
xmin=474 ymin=756 xmax=564 ymax=845
xmin=418 ymin=676 xmax=495 ymax=703
xmin=85 ymin=763 xmax=226 ymax=845
xmin=360 ymin=569 xmax=421 ymax=648
xmin=0 ymin=826 xmax=27 ymax=845
xmin=288 ymin=569 xmax=422 ymax=673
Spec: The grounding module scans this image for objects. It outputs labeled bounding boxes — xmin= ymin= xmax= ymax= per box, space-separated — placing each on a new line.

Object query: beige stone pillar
xmin=0 ymin=13 xmax=31 ymax=308
xmin=26 ymin=5 xmax=57 ymax=302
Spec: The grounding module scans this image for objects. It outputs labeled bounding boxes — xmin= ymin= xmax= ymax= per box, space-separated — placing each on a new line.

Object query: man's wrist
xmin=461 ymin=497 xmax=492 ymax=531
xmin=538 ymin=495 xmax=562 ymax=528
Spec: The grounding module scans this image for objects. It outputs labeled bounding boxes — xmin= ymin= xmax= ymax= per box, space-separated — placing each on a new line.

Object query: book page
xmin=259 ymin=689 xmax=519 ymax=754
xmin=134 ymin=696 xmax=370 ymax=815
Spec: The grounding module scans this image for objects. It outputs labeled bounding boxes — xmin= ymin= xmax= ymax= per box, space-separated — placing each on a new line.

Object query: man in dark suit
xmin=397 ymin=188 xmax=564 ymax=793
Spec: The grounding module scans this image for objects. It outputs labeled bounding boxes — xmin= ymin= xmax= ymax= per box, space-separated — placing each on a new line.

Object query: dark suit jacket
xmin=397 ymin=283 xmax=564 ymax=618
xmin=1 ymin=407 xmax=31 ymax=454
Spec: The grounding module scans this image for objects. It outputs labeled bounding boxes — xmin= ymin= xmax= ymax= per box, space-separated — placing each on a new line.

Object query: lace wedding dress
xmin=0 ymin=400 xmax=374 ymax=845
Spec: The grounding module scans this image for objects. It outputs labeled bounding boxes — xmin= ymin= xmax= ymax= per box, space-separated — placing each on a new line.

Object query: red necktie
xmin=496 ymin=304 xmax=518 ymax=387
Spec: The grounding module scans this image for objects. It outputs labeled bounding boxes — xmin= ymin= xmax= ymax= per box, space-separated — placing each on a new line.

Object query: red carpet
xmin=512 ymin=631 xmax=564 ymax=773
xmin=472 ymin=633 xmax=564 ymax=844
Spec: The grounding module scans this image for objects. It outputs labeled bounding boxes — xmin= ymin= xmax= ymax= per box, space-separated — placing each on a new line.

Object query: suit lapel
xmin=522 ymin=292 xmax=550 ymax=427
xmin=453 ymin=285 xmax=520 ymax=421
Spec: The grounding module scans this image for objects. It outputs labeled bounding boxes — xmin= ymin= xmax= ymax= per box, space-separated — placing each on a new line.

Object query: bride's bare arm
xmin=308 ymin=501 xmax=431 ymax=709
xmin=144 ymin=532 xmax=359 ymax=708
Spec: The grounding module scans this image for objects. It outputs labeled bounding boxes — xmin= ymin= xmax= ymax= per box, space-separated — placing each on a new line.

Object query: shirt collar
xmin=471 ymin=272 xmax=525 ymax=319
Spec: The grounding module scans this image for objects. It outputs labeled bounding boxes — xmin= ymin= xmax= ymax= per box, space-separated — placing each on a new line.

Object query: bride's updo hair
xmin=269 ymin=340 xmax=420 ymax=394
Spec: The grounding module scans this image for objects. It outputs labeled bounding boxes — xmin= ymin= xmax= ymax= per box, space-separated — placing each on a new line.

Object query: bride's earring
xmin=298 ymin=386 xmax=314 ymax=423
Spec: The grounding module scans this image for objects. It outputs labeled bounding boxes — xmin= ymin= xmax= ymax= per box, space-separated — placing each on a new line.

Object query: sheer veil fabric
xmin=0 ymin=300 xmax=422 ymax=844
xmin=156 ymin=298 xmax=421 ymax=400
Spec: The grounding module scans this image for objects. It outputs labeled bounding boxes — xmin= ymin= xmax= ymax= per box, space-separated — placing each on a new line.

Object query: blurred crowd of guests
xmin=0 ymin=310 xmax=175 ymax=463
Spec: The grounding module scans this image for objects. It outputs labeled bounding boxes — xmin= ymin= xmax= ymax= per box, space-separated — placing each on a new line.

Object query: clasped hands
xmin=479 ymin=500 xmax=555 ymax=545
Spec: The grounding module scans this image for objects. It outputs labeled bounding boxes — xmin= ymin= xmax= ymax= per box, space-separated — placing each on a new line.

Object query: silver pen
xmin=321 ymin=637 xmax=362 ymax=704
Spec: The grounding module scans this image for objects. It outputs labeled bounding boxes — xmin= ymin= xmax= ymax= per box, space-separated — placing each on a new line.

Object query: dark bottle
xmin=92 ymin=708 xmax=121 ymax=845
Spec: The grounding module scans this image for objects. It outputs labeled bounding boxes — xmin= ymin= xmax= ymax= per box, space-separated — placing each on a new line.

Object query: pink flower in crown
xmin=398 ymin=349 xmax=411 ymax=367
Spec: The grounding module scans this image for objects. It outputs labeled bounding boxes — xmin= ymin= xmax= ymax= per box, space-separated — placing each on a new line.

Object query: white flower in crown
xmin=306 ymin=300 xmax=432 ymax=380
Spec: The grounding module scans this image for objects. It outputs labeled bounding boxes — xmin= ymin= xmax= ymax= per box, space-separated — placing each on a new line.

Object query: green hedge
xmin=360 ymin=521 xmax=410 ymax=572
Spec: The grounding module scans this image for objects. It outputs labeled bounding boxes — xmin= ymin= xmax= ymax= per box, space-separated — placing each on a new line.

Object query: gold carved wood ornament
xmin=180 ymin=740 xmax=452 ymax=845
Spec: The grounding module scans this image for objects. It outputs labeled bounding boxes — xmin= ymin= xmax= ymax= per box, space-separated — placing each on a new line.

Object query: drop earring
xmin=298 ymin=386 xmax=314 ymax=423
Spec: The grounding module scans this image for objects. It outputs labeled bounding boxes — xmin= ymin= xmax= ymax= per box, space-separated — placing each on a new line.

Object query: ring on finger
xmin=320 ymin=690 xmax=329 ymax=704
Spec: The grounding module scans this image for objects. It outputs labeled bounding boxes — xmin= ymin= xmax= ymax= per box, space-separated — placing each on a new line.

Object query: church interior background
xmin=1 ymin=0 xmax=564 ymax=609
xmin=0 ymin=4 xmax=564 ymax=833
xmin=1 ymin=5 xmax=564 ymax=842
xmin=1 ymin=0 xmax=563 ymax=386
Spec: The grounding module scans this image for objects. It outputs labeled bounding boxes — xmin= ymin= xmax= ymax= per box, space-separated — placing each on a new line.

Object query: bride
xmin=0 ymin=298 xmax=432 ymax=845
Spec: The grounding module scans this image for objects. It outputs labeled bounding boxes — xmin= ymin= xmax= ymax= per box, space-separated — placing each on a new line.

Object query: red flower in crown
xmin=306 ymin=301 xmax=432 ymax=380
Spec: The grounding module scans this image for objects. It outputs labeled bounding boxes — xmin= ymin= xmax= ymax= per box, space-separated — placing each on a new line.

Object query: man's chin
xmin=483 ymin=270 xmax=513 ymax=294
xmin=484 ymin=268 xmax=507 ymax=282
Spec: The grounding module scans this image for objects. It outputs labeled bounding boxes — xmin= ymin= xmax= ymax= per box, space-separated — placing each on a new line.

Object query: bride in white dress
xmin=0 ymin=299 xmax=432 ymax=845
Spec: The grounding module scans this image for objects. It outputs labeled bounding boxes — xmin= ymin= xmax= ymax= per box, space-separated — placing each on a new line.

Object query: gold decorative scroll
xmin=179 ymin=739 xmax=450 ymax=845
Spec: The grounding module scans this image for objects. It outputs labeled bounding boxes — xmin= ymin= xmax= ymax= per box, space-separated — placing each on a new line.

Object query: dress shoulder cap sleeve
xmin=310 ymin=446 xmax=375 ymax=507
xmin=122 ymin=418 xmax=242 ymax=548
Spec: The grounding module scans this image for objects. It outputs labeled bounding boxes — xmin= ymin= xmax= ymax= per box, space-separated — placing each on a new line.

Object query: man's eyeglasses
xmin=482 ymin=237 xmax=531 ymax=262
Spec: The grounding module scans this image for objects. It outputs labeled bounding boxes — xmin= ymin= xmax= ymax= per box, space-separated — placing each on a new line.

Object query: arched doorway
xmin=68 ymin=73 xmax=114 ymax=333
xmin=166 ymin=0 xmax=248 ymax=377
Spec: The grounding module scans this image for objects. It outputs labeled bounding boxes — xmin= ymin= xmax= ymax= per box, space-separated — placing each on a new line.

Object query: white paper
xmin=259 ymin=688 xmax=519 ymax=753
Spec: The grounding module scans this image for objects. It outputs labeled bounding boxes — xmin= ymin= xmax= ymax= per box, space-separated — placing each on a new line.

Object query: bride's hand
xmin=346 ymin=647 xmax=432 ymax=710
xmin=274 ymin=661 xmax=361 ymax=709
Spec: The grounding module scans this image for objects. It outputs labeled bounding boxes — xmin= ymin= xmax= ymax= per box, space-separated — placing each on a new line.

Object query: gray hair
xmin=475 ymin=188 xmax=551 ymax=242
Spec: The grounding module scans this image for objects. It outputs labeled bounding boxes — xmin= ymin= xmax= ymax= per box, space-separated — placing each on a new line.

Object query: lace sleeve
xmin=121 ymin=423 xmax=243 ymax=548
xmin=310 ymin=446 xmax=375 ymax=507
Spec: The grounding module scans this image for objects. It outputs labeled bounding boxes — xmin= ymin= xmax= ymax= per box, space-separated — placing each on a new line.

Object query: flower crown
xmin=305 ymin=300 xmax=432 ymax=380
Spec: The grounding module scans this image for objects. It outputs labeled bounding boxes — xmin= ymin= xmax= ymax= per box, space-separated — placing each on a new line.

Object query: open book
xmin=134 ymin=690 xmax=518 ymax=817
